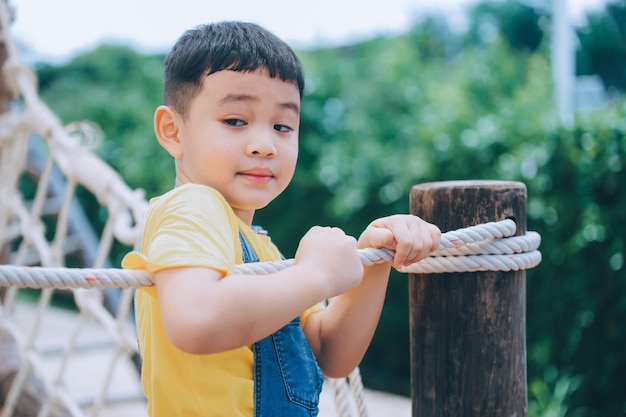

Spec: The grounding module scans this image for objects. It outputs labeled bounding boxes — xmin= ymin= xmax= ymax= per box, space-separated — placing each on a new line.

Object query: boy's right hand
xmin=294 ymin=226 xmax=364 ymax=298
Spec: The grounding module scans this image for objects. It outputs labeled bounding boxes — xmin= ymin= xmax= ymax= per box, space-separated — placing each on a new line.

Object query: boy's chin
xmin=231 ymin=200 xmax=273 ymax=212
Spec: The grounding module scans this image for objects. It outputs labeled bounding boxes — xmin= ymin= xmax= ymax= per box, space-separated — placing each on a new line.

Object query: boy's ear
xmin=154 ymin=105 xmax=183 ymax=158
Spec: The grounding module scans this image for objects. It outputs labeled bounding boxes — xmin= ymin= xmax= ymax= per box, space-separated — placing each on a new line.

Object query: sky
xmin=9 ymin=0 xmax=608 ymax=63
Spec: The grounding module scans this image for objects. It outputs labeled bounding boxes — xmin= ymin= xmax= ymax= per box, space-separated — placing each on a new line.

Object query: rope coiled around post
xmin=0 ymin=219 xmax=541 ymax=289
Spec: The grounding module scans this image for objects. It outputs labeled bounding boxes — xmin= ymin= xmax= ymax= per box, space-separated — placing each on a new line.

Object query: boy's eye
xmin=274 ymin=124 xmax=292 ymax=133
xmin=224 ymin=118 xmax=246 ymax=127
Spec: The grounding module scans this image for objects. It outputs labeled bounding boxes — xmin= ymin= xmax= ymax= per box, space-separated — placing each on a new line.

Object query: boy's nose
xmin=247 ymin=133 xmax=276 ymax=157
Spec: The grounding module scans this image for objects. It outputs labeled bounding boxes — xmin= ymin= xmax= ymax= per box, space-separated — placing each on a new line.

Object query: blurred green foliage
xmin=577 ymin=0 xmax=626 ymax=92
xmin=31 ymin=1 xmax=626 ymax=416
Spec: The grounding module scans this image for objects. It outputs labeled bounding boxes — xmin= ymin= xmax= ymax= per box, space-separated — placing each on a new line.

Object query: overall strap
xmin=239 ymin=230 xmax=260 ymax=263
xmin=239 ymin=229 xmax=323 ymax=417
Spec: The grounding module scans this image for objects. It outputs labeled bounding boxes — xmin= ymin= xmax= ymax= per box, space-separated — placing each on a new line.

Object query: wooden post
xmin=409 ymin=180 xmax=527 ymax=417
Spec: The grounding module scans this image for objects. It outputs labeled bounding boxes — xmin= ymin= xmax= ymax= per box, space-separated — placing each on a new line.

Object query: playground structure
xmin=0 ymin=2 xmax=541 ymax=417
xmin=0 ymin=3 xmax=147 ymax=416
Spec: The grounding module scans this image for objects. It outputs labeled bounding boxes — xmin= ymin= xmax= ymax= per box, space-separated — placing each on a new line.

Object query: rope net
xmin=0 ymin=3 xmax=541 ymax=417
xmin=0 ymin=3 xmax=153 ymax=417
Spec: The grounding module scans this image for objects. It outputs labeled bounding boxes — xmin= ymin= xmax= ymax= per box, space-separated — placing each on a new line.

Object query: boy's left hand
xmin=358 ymin=214 xmax=441 ymax=270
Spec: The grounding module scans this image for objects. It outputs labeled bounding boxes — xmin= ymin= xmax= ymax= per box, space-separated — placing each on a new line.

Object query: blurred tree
xmin=465 ymin=1 xmax=547 ymax=52
xmin=576 ymin=0 xmax=626 ymax=92
xmin=407 ymin=14 xmax=454 ymax=62
xmin=36 ymin=44 xmax=169 ymax=195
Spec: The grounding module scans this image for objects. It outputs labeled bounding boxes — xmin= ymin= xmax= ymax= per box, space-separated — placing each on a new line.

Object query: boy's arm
xmin=155 ymin=226 xmax=364 ymax=355
xmin=303 ymin=215 xmax=441 ymax=378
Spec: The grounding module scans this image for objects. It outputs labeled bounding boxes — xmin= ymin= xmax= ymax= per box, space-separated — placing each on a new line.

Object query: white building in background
xmin=552 ymin=0 xmax=576 ymax=126
xmin=574 ymin=75 xmax=608 ymax=111
xmin=552 ymin=0 xmax=608 ymax=126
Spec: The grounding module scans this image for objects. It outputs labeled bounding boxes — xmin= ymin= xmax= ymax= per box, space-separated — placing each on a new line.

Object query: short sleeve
xmin=300 ymin=303 xmax=325 ymax=327
xmin=122 ymin=185 xmax=238 ymax=276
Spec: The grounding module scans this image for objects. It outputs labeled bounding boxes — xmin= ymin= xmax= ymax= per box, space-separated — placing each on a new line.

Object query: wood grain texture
xmin=409 ymin=181 xmax=528 ymax=417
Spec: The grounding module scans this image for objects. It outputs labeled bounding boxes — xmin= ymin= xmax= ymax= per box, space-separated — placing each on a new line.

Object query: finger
xmin=391 ymin=224 xmax=415 ymax=268
xmin=364 ymin=227 xmax=395 ymax=250
xmin=401 ymin=223 xmax=435 ymax=266
xmin=411 ymin=224 xmax=442 ymax=264
xmin=429 ymin=224 xmax=442 ymax=252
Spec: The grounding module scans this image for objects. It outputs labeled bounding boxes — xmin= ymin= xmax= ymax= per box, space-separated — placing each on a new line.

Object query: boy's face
xmin=173 ymin=69 xmax=300 ymax=222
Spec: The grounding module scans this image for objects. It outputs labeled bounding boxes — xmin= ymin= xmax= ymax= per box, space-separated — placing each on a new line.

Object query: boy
xmin=122 ymin=21 xmax=441 ymax=417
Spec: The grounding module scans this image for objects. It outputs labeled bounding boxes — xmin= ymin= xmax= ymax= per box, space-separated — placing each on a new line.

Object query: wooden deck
xmin=10 ymin=299 xmax=410 ymax=417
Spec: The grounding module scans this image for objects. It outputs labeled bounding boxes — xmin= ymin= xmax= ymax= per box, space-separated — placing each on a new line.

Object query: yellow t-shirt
xmin=122 ymin=184 xmax=321 ymax=417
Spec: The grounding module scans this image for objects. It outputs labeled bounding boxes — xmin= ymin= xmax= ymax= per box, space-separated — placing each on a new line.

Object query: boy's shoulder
xmin=147 ymin=184 xmax=234 ymax=220
xmin=150 ymin=184 xmax=227 ymax=206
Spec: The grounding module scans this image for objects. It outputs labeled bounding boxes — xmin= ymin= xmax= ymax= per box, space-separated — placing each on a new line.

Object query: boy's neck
xmin=233 ymin=208 xmax=255 ymax=227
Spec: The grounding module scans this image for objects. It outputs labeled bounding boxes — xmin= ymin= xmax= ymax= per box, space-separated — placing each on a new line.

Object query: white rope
xmin=0 ymin=219 xmax=541 ymax=290
xmin=329 ymin=378 xmax=353 ymax=417
xmin=347 ymin=367 xmax=368 ymax=417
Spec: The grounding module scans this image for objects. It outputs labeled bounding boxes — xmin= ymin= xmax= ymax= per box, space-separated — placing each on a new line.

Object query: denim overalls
xmin=239 ymin=230 xmax=324 ymax=417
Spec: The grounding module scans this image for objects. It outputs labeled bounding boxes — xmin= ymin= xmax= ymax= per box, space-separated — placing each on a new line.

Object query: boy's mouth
xmin=238 ymin=167 xmax=274 ymax=184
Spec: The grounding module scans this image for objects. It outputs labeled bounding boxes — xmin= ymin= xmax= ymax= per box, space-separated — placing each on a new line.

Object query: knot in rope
xmin=399 ymin=219 xmax=542 ymax=274
xmin=65 ymin=120 xmax=104 ymax=149
xmin=0 ymin=219 xmax=541 ymax=290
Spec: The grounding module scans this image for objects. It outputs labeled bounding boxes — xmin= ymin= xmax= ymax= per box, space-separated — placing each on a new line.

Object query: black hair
xmin=163 ymin=21 xmax=305 ymax=118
